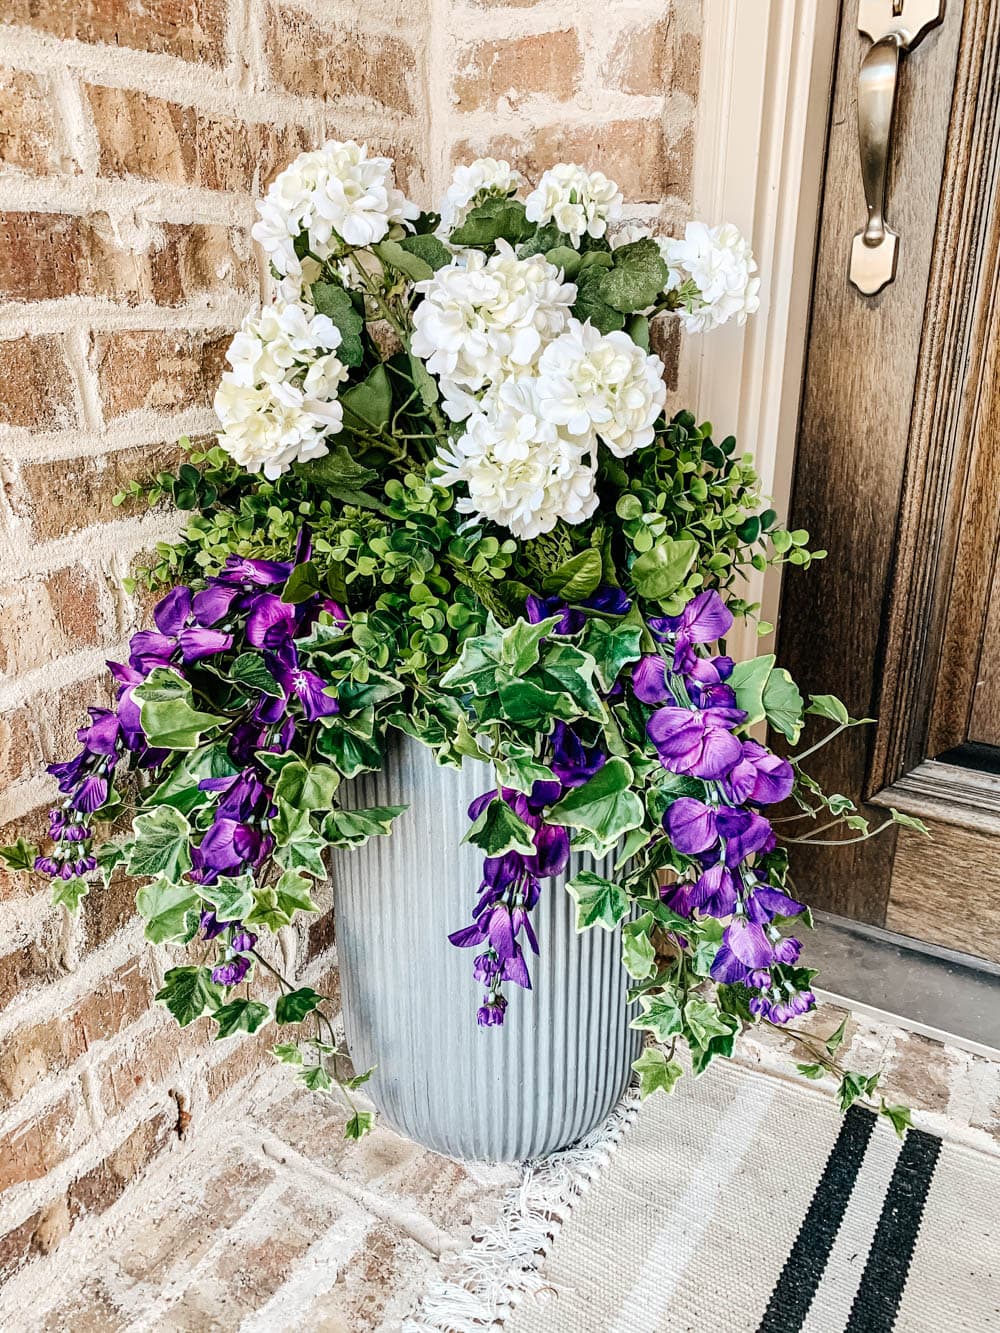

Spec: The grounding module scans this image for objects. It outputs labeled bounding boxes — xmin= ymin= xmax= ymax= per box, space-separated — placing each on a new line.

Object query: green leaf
xmin=407 ymin=351 xmax=440 ymax=411
xmin=493 ymin=742 xmax=556 ymax=795
xmin=51 ymin=876 xmax=89 ymax=911
xmin=213 ymin=999 xmax=271 ymax=1039
xmin=464 ymin=797 xmax=537 ymax=857
xmin=684 ymin=997 xmax=738 ymax=1050
xmin=341 ymin=364 xmax=393 ymax=434
xmin=440 ymin=622 xmax=504 ymax=695
xmin=274 ymin=869 xmax=320 ymax=918
xmin=95 ymin=841 xmax=125 ymax=885
xmin=314 ymin=722 xmax=383 ymax=778
xmin=344 ymin=1065 xmax=375 ymax=1091
xmin=537 ymin=643 xmax=605 ymax=721
xmin=632 ymin=1046 xmax=683 ymax=1099
xmin=888 ymin=808 xmax=930 ymax=835
xmin=301 ymin=443 xmax=378 ymax=496
xmin=276 ymin=987 xmax=324 ymax=1024
xmin=824 ymin=1015 xmax=848 ymax=1056
xmin=271 ymin=803 xmax=328 ymax=880
xmin=156 ymin=966 xmax=222 ymax=1027
xmin=837 ymin=1070 xmax=878 ymax=1112
xmin=274 ymin=761 xmax=340 ymax=812
xmin=544 ymin=245 xmax=583 ymax=279
xmin=229 ymin=652 xmax=282 ymax=698
xmin=729 ymin=654 xmax=774 ymax=729
xmin=565 ymin=871 xmax=630 ymax=932
xmin=148 ymin=744 xmax=238 ymax=815
xmin=299 ymin=1064 xmax=333 ymax=1092
xmin=373 ymin=237 xmax=435 ymax=282
xmin=280 ymin=560 xmax=321 ymax=605
xmin=549 ymin=758 xmax=644 ymax=851
xmin=198 ymin=873 xmax=255 ymax=923
xmin=398 ymin=232 xmax=452 ymax=271
xmin=344 ymin=1110 xmax=375 ymax=1139
xmin=626 ymin=313 xmax=650 ymax=351
xmin=0 ymin=837 xmax=38 ymax=872
xmin=630 ymin=539 xmax=699 ymax=602
xmin=763 ymin=666 xmax=805 ymax=744
xmin=621 ymin=912 xmax=656 ymax=979
xmin=879 ymin=1100 xmax=912 ymax=1138
xmin=272 ymin=1041 xmax=304 ymax=1065
xmin=581 ymin=619 xmax=643 ymax=692
xmin=597 ymin=238 xmax=669 ymax=313
xmin=541 ymin=548 xmax=603 ymax=600
xmin=136 ymin=876 xmax=200 ymax=944
xmin=449 ymin=196 xmax=532 ymax=247
xmin=499 ymin=616 xmax=560 ymax=675
xmin=631 ymin=990 xmax=684 ymax=1041
xmin=310 ymin=282 xmax=364 ymax=366
xmin=134 ymin=668 xmax=225 ymax=751
xmin=572 ymin=265 xmax=626 ymax=333
xmin=807 ymin=694 xmax=851 ymax=726
xmin=323 ymin=804 xmax=407 ymax=847
xmin=797 ymin=1063 xmax=826 ymax=1080
xmin=127 ymin=805 xmax=193 ymax=881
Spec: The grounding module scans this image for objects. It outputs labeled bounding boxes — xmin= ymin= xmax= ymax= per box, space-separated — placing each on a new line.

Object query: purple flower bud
xmin=477 ymin=994 xmax=507 ymax=1027
xmin=230 ymin=929 xmax=257 ymax=954
xmin=211 ymin=955 xmax=252 ymax=988
xmin=34 ymin=856 xmax=59 ymax=876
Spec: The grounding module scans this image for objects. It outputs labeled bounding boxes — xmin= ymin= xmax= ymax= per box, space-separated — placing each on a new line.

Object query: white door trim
xmin=681 ymin=0 xmax=840 ymax=661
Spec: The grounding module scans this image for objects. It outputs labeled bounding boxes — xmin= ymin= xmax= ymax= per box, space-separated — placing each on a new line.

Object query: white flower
xmin=663 ymin=221 xmax=761 ymax=333
xmin=251 ymin=140 xmax=419 ymax=275
xmin=214 ymin=298 xmax=348 ymax=478
xmin=435 ymin=379 xmax=597 ymax=540
xmin=437 ymin=157 xmax=525 ymax=234
xmin=536 ymin=318 xmax=666 ymax=457
xmin=411 ymin=240 xmax=576 ymax=420
xmin=524 ymin=163 xmax=623 ymax=248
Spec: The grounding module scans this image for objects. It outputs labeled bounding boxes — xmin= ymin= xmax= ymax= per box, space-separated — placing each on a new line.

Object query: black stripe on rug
xmin=842 ymin=1126 xmax=942 ymax=1333
xmin=756 ymin=1105 xmax=876 ymax=1333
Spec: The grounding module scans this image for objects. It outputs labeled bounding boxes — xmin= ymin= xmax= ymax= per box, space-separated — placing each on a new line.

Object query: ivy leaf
xmin=541 ymin=548 xmax=603 ymax=600
xmin=797 ymin=1063 xmax=826 ymax=1080
xmin=95 ymin=841 xmax=125 ymax=885
xmin=274 ymin=761 xmax=340 ymax=813
xmin=134 ymin=668 xmax=225 ymax=751
xmin=464 ymin=797 xmax=537 ymax=857
xmin=323 ymin=805 xmax=407 ymax=847
xmin=276 ymin=987 xmax=324 ymax=1024
xmin=341 ymin=364 xmax=393 ymax=434
xmin=549 ymin=758 xmax=644 ymax=852
xmin=565 ymin=871 xmax=630 ymax=932
xmin=837 ymin=1070 xmax=879 ymax=1112
xmin=631 ymin=990 xmax=684 ymax=1041
xmin=537 ymin=643 xmax=605 ymax=721
xmin=344 ymin=1065 xmax=375 ymax=1090
xmin=344 ymin=1110 xmax=375 ymax=1139
xmin=271 ymin=802 xmax=328 ymax=879
xmin=136 ymin=876 xmax=200 ymax=944
xmin=228 ymin=652 xmax=282 ymax=698
xmin=314 ymin=722 xmax=384 ymax=778
xmin=449 ymin=196 xmax=532 ymax=247
xmin=309 ymin=282 xmax=364 ymax=366
xmin=147 ymin=743 xmax=238 ymax=815
xmin=824 ymin=1015 xmax=848 ymax=1056
xmin=597 ymin=238 xmax=669 ymax=313
xmin=126 ymin=805 xmax=193 ymax=881
xmin=493 ymin=742 xmax=556 ymax=796
xmin=272 ymin=1042 xmax=303 ymax=1065
xmin=630 ymin=539 xmax=699 ymax=602
xmin=156 ymin=966 xmax=222 ymax=1027
xmin=632 ymin=1046 xmax=684 ymax=1099
xmin=684 ymin=997 xmax=738 ymax=1050
xmin=299 ymin=1064 xmax=333 ymax=1092
xmin=879 ymin=1100 xmax=913 ymax=1139
xmin=499 ymin=616 xmax=561 ymax=675
xmin=0 ymin=837 xmax=38 ymax=872
xmin=51 ymin=877 xmax=89 ymax=911
xmin=274 ymin=869 xmax=320 ymax=918
xmin=213 ymin=999 xmax=271 ymax=1040
xmin=763 ymin=666 xmax=804 ymax=744
xmin=198 ymin=873 xmax=255 ymax=923
xmin=621 ymin=912 xmax=656 ymax=979
xmin=581 ymin=619 xmax=643 ymax=692
xmin=888 ymin=808 xmax=930 ymax=835
xmin=440 ymin=622 xmax=504 ymax=695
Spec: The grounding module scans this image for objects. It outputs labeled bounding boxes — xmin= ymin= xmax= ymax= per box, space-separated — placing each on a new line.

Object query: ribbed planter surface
xmin=331 ymin=735 xmax=640 ymax=1161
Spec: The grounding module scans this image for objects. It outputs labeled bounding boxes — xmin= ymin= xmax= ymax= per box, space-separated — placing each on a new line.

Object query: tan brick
xmin=0 ymin=1091 xmax=79 ymax=1192
xmin=96 ymin=1019 xmax=200 ymax=1117
xmin=12 ymin=439 xmax=186 ymax=539
xmin=0 ymin=909 xmax=70 ymax=1013
xmin=92 ymin=328 xmax=230 ymax=419
xmin=0 ymin=1196 xmax=71 ymax=1284
xmin=603 ymin=17 xmax=672 ymax=97
xmin=674 ymin=30 xmax=701 ymax=103
xmin=3 ymin=0 xmax=227 ymax=65
xmin=86 ymin=85 xmax=313 ymax=194
xmin=0 ymin=335 xmax=77 ymax=430
xmin=454 ymin=119 xmax=692 ymax=204
xmin=0 ymin=805 xmax=49 ymax=903
xmin=266 ymin=7 xmax=418 ymax=115
xmin=0 ymin=565 xmax=106 ymax=677
xmin=0 ymin=958 xmax=152 ymax=1107
xmin=0 ymin=213 xmax=254 ymax=305
xmin=454 ymin=30 xmax=582 ymax=110
xmin=0 ymin=71 xmax=62 ymax=175
xmin=0 ymin=707 xmax=44 ymax=786
xmin=67 ymin=1110 xmax=174 ymax=1222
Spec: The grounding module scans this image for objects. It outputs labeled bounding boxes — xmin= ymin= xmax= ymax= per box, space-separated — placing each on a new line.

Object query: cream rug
xmin=503 ymin=1057 xmax=1000 ymax=1333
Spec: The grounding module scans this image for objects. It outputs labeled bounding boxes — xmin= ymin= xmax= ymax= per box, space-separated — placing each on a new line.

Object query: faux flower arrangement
xmin=3 ymin=143 xmax=922 ymax=1141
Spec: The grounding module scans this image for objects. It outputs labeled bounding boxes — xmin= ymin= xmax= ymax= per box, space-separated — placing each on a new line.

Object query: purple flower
xmin=246 ymin=595 xmax=297 ymax=649
xmin=647 ymin=706 xmax=743 ymax=780
xmin=655 ymin=590 xmax=733 ymax=645
xmin=550 ymin=722 xmax=606 ymax=789
xmin=715 ymin=808 xmax=775 ymax=867
xmin=211 ymin=955 xmax=252 ymax=987
xmin=631 ymin=655 xmax=670 ymax=704
xmin=720 ymin=740 xmax=794 ymax=806
xmin=586 ymin=585 xmax=631 ymax=615
xmin=73 ymin=774 xmax=109 ymax=814
xmin=128 ymin=586 xmax=233 ymax=672
xmin=214 ymin=555 xmax=293 ymax=587
xmin=201 ymin=910 xmax=228 ymax=940
xmin=745 ymin=884 xmax=805 ymax=923
xmin=525 ymin=594 xmax=584 ymax=635
xmin=477 ymin=994 xmax=507 ymax=1026
xmin=230 ymin=928 xmax=258 ymax=954
xmin=268 ymin=644 xmax=339 ymax=722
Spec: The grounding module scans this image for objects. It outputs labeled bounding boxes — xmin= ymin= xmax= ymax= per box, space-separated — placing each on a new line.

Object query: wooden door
xmin=776 ymin=1 xmax=1000 ymax=964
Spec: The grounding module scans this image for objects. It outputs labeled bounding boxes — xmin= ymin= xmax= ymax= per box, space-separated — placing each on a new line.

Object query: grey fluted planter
xmin=331 ymin=735 xmax=641 ymax=1162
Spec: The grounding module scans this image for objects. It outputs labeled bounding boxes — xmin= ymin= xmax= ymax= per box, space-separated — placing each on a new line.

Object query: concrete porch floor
xmin=2 ymin=1003 xmax=1000 ymax=1332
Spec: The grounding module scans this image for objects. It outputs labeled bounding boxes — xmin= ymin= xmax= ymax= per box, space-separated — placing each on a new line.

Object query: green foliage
xmin=134 ymin=669 xmax=224 ymax=751
xmin=51 ymin=877 xmax=90 ymax=911
xmin=156 ymin=966 xmax=222 ymax=1027
xmin=136 ymin=877 xmax=200 ymax=944
xmin=213 ymin=999 xmax=271 ymax=1039
xmin=565 ymin=871 xmax=630 ymax=932
xmin=549 ymin=759 xmax=644 ymax=853
xmin=450 ymin=196 xmax=532 ymax=247
xmin=0 ymin=838 xmax=38 ymax=872
xmin=275 ymin=987 xmax=325 ymax=1024
xmin=464 ymin=797 xmax=537 ymax=857
xmin=127 ymin=805 xmax=193 ymax=882
xmin=633 ymin=1046 xmax=684 ymax=1099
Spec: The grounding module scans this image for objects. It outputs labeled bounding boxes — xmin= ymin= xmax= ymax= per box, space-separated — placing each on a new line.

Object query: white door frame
xmin=680 ymin=0 xmax=840 ymax=662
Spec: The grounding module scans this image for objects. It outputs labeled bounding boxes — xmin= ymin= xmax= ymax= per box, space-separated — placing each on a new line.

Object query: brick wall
xmin=0 ymin=0 xmax=699 ymax=1279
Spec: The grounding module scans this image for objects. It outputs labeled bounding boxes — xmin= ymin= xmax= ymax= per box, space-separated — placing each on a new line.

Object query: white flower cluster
xmin=214 ymin=301 xmax=348 ymax=479
xmin=437 ymin=157 xmax=524 ymax=235
xmin=524 ymin=164 xmax=623 ymax=248
xmin=252 ymin=140 xmax=418 ymax=301
xmin=663 ymin=221 xmax=761 ymax=333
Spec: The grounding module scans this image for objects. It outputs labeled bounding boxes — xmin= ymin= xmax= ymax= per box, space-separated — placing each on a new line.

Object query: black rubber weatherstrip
xmin=843 ymin=1126 xmax=942 ymax=1333
xmin=756 ymin=1105 xmax=877 ymax=1333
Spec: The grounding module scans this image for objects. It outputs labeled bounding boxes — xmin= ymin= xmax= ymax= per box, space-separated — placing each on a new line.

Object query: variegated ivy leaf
xmin=51 ymin=876 xmax=90 ymax=912
xmin=464 ymin=797 xmax=536 ymax=858
xmin=323 ymin=804 xmax=408 ymax=848
xmin=631 ymin=991 xmax=683 ymax=1042
xmin=565 ymin=871 xmax=629 ymax=932
xmin=156 ymin=966 xmax=222 ymax=1027
xmin=126 ymin=804 xmax=193 ymax=882
xmin=198 ymin=874 xmax=255 ymax=924
xmin=133 ymin=667 xmax=225 ymax=751
xmin=136 ymin=877 xmax=200 ymax=945
xmin=213 ymin=999 xmax=271 ymax=1040
xmin=621 ymin=912 xmax=656 ymax=980
xmin=632 ymin=1046 xmax=684 ymax=1099
xmin=549 ymin=758 xmax=644 ymax=852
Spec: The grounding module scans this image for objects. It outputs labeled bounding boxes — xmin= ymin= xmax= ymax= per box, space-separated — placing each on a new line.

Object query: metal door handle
xmin=849 ymin=0 xmax=945 ymax=295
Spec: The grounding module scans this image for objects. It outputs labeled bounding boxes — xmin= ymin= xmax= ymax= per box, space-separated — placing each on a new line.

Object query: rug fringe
xmin=402 ymin=1086 xmax=641 ymax=1333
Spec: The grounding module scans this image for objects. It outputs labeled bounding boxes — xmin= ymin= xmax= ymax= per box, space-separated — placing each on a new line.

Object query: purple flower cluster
xmin=636 ymin=590 xmax=813 ymax=1023
xmin=201 ymin=910 xmax=259 ymax=986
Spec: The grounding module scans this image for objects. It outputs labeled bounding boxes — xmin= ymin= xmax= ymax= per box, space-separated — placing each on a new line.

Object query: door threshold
xmin=808 ymin=911 xmax=1000 ymax=1059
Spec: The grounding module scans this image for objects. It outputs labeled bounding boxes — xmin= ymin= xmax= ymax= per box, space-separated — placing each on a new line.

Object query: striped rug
xmin=505 ymin=1058 xmax=1000 ymax=1333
